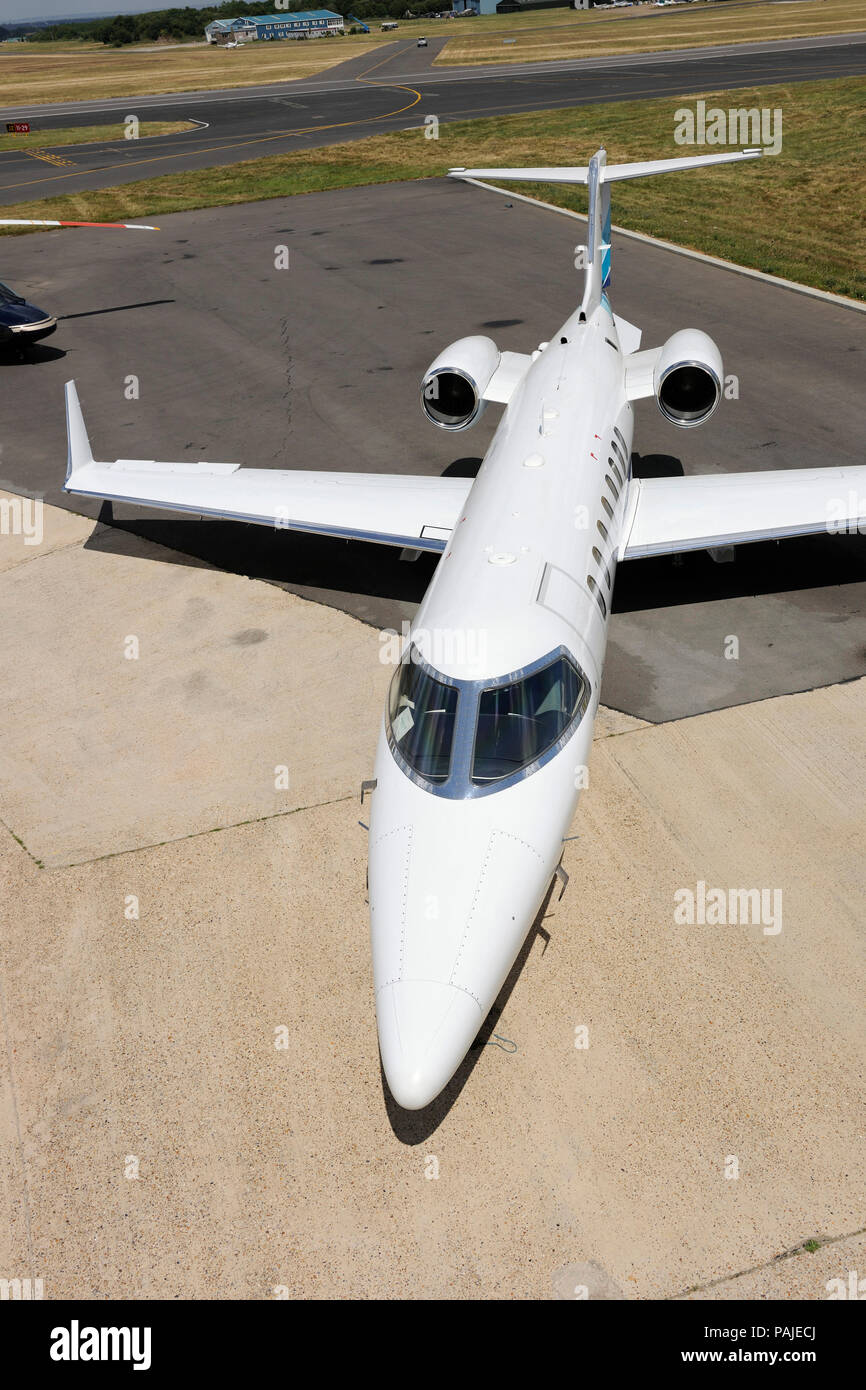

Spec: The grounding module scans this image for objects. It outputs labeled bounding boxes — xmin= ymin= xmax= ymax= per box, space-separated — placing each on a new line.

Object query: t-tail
xmin=448 ymin=146 xmax=762 ymax=314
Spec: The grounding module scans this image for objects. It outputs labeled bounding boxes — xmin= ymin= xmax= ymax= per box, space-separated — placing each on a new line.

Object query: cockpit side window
xmin=387 ymin=655 xmax=459 ymax=784
xmin=471 ymin=655 xmax=584 ymax=785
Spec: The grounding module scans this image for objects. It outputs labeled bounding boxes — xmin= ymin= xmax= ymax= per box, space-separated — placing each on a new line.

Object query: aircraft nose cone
xmin=377 ymin=980 xmax=483 ymax=1110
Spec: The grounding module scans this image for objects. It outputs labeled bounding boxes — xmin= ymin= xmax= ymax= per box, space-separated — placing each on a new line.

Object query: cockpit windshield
xmin=387 ymin=655 xmax=459 ymax=784
xmin=472 ymin=654 xmax=584 ymax=784
xmin=386 ymin=646 xmax=590 ymax=798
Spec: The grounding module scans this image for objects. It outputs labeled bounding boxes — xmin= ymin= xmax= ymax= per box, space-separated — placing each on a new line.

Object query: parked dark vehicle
xmin=0 ymin=280 xmax=57 ymax=354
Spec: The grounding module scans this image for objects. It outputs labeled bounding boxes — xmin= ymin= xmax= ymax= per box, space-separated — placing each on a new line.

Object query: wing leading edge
xmin=63 ymin=380 xmax=471 ymax=553
xmin=620 ymin=468 xmax=866 ymax=560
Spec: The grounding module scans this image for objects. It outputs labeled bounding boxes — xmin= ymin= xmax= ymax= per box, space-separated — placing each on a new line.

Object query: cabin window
xmin=587 ymin=573 xmax=609 ymax=612
xmin=601 ymin=495 xmax=615 ymax=521
xmin=597 ymin=518 xmax=610 ymax=544
xmin=471 ymin=653 xmax=585 ymax=785
xmin=609 ymin=458 xmax=623 ymax=487
xmin=605 ymin=473 xmax=620 ymax=501
xmin=387 ymin=654 xmax=458 ymax=784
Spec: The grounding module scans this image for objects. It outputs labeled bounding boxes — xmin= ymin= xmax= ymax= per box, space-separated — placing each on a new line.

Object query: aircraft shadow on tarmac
xmin=84 ymin=448 xmax=865 ymax=618
xmin=381 ymin=878 xmax=558 ymax=1141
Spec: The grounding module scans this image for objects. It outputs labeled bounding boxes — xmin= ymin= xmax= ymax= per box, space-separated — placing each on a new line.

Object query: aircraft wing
xmin=620 ymin=467 xmax=866 ymax=560
xmin=63 ymin=381 xmax=471 ymax=553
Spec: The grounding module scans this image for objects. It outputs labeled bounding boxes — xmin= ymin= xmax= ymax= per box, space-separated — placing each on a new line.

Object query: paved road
xmin=0 ymin=33 xmax=863 ymax=205
xmin=0 ymin=178 xmax=862 ymax=721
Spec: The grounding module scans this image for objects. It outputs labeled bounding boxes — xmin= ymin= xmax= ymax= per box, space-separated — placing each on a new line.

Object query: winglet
xmin=64 ymin=379 xmax=94 ymax=486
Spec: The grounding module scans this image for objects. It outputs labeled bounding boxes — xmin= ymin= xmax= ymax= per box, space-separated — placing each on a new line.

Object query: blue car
xmin=0 ymin=280 xmax=57 ymax=353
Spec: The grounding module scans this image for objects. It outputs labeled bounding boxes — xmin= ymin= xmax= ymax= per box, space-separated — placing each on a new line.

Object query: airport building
xmin=204 ymin=11 xmax=345 ymax=44
xmin=452 ymin=0 xmax=580 ymax=12
xmin=204 ymin=18 xmax=257 ymax=42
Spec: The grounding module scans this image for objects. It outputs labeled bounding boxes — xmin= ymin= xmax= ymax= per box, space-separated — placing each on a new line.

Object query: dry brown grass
xmin=0 ymin=33 xmax=391 ymax=107
xmin=437 ymin=0 xmax=866 ymax=65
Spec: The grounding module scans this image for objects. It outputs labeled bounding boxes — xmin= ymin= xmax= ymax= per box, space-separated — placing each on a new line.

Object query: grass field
xmin=0 ymin=33 xmax=392 ymax=107
xmin=0 ymin=77 xmax=862 ymax=300
xmin=0 ymin=120 xmax=196 ymax=152
xmin=436 ymin=0 xmax=866 ymax=63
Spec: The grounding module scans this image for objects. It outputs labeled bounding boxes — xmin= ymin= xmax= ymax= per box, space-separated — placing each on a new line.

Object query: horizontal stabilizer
xmin=449 ymin=165 xmax=590 ymax=185
xmin=449 ymin=149 xmax=761 ymax=188
xmin=602 ymin=150 xmax=762 ymax=181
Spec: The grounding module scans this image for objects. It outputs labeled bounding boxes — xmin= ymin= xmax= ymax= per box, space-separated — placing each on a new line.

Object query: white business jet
xmin=63 ymin=149 xmax=866 ymax=1109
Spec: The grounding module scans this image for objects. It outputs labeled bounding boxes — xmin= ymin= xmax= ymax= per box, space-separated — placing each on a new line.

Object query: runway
xmin=0 ymin=177 xmax=862 ymax=722
xmin=0 ymin=32 xmax=863 ymax=205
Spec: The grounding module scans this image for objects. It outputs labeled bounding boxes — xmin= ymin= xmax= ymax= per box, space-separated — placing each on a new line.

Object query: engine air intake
xmin=654 ymin=328 xmax=723 ymax=429
xmin=420 ymin=334 xmax=500 ymax=432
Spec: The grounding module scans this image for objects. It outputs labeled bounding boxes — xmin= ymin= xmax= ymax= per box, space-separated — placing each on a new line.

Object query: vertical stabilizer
xmin=581 ymin=148 xmax=608 ymax=314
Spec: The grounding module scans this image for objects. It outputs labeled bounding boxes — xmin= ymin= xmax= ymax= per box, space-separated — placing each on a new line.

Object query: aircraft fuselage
xmin=369 ymin=297 xmax=633 ymax=1108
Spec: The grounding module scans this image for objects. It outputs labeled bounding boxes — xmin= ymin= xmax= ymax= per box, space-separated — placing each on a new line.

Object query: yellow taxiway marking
xmin=24 ymin=148 xmax=77 ymax=167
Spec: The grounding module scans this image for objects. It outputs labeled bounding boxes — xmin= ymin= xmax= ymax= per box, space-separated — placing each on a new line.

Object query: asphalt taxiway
xmin=0 ymin=177 xmax=863 ymax=722
xmin=0 ymin=32 xmax=863 ymax=204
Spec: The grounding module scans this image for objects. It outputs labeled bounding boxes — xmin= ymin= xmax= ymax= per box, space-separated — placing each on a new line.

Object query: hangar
xmin=204 ymin=19 xmax=257 ymax=43
xmin=451 ymin=0 xmax=583 ymax=12
xmin=204 ymin=11 xmax=345 ymax=44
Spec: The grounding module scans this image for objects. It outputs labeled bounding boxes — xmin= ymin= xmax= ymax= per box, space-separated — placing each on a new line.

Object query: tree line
xmin=22 ymin=2 xmax=451 ymax=48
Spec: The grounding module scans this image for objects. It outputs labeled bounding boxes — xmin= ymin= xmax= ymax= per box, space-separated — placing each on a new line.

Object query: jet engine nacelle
xmin=654 ymin=328 xmax=723 ymax=428
xmin=421 ymin=335 xmax=500 ymax=431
